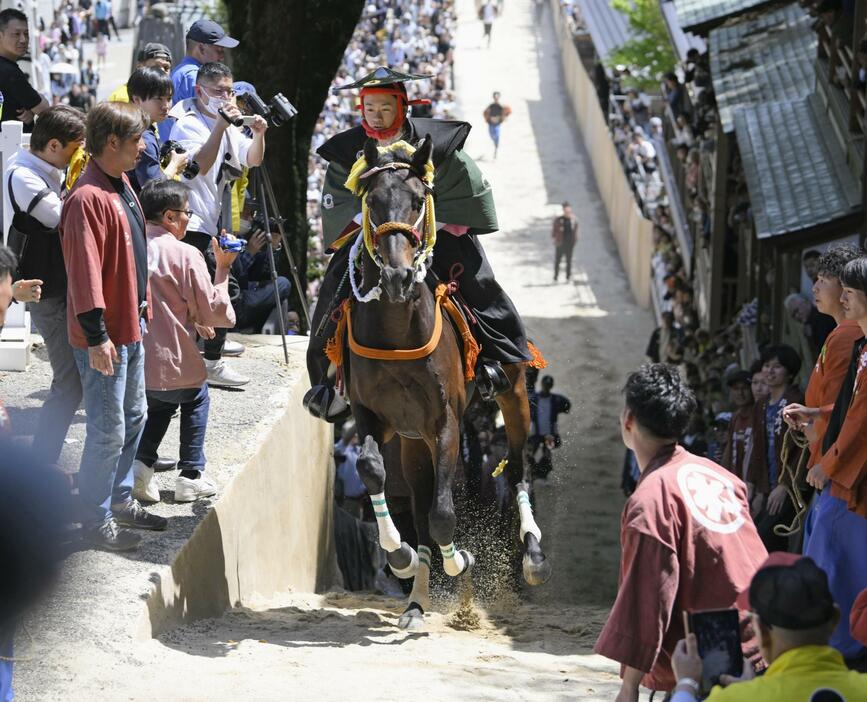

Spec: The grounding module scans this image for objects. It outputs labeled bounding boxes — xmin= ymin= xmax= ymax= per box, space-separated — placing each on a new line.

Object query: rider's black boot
xmin=475 ymin=360 xmax=511 ymax=401
xmin=303 ymin=384 xmax=352 ymax=423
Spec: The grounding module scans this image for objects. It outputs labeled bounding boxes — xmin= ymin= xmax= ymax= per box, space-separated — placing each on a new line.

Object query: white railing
xmin=0 ymin=120 xmax=33 ymax=371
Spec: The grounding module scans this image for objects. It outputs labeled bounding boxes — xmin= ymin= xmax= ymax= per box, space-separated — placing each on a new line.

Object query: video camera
xmin=158 ymin=140 xmax=200 ymax=180
xmin=238 ymin=92 xmax=298 ymax=128
xmin=249 ymin=213 xmax=285 ymax=235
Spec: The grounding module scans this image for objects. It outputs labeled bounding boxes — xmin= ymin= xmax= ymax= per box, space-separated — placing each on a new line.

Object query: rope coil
xmin=772 ymin=427 xmax=811 ymax=538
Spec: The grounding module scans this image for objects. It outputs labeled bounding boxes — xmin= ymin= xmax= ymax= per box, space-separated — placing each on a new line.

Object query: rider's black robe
xmin=307 ymin=118 xmax=530 ymax=387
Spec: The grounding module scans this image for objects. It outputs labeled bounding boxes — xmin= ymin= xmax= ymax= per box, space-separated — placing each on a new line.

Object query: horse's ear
xmin=363 ymin=138 xmax=379 ymax=168
xmin=412 ymin=134 xmax=433 ymax=172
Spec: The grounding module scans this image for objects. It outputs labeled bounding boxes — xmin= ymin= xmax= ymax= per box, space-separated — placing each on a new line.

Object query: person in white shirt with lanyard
xmin=167 ymin=61 xmax=267 ymax=388
xmin=3 ymin=105 xmax=86 ymax=467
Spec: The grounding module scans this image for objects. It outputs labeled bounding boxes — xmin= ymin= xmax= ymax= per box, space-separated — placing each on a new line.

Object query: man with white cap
xmin=171 ymin=19 xmax=239 ymax=105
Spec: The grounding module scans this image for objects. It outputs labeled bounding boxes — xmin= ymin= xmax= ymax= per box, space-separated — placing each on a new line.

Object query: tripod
xmin=245 ymin=164 xmax=311 ymax=365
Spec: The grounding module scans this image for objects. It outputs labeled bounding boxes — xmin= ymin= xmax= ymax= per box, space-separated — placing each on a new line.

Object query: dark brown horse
xmin=344 ymin=136 xmax=550 ymax=629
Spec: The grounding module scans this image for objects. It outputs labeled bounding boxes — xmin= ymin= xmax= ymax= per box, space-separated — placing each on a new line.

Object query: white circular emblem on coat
xmin=322 ymin=193 xmax=334 ymax=209
xmin=676 ymin=463 xmax=745 ymax=534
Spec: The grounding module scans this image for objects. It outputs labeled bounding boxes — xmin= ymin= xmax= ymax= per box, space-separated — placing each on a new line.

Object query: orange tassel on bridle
xmin=325 ymin=300 xmax=351 ymax=368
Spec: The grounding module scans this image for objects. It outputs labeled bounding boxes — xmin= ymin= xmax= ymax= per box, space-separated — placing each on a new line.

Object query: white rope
xmin=349 ymin=233 xmax=382 ymax=303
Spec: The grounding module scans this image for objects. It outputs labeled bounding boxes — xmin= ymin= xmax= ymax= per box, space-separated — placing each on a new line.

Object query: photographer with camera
xmin=670 ymin=553 xmax=867 ymax=701
xmin=125 ymin=67 xmax=191 ymax=191
xmin=231 ymin=217 xmax=291 ymax=334
xmin=168 ymin=61 xmax=268 ymax=388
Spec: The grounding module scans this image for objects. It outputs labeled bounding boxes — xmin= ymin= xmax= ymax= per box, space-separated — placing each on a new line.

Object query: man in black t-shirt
xmin=0 ymin=9 xmax=49 ymax=131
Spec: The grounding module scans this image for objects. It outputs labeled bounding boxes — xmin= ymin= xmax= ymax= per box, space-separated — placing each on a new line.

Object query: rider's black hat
xmin=332 ymin=66 xmax=431 ymax=94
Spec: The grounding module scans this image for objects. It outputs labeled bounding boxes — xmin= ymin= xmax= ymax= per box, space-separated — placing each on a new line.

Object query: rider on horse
xmin=304 ymin=66 xmax=532 ymax=422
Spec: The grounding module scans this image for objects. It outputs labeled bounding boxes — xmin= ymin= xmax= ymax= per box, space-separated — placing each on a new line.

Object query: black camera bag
xmin=6 ymin=169 xmax=68 ymax=298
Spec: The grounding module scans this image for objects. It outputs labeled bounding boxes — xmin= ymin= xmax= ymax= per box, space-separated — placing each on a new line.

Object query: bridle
xmin=348 ymin=155 xmax=437 ymax=303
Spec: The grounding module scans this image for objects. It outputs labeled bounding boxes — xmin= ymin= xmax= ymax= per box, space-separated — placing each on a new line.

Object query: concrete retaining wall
xmin=140 ymin=343 xmax=335 ymax=637
xmin=550 ymin=1 xmax=653 ymax=309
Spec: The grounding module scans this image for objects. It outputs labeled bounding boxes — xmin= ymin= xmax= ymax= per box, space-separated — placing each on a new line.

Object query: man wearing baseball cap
xmin=108 ymin=42 xmax=174 ymax=103
xmin=671 ymin=553 xmax=867 ymax=700
xmin=171 ymin=19 xmax=239 ymax=106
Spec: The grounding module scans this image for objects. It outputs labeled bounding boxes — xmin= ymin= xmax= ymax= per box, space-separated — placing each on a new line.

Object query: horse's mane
xmin=349 ymin=141 xmax=426 ymax=197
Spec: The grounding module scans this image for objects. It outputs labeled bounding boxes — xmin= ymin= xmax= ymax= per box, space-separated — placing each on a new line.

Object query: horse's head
xmin=361 ymin=135 xmax=433 ymax=303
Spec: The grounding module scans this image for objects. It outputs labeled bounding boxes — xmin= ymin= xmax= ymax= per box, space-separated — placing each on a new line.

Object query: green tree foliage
xmin=607 ymin=0 xmax=677 ymax=91
xmin=222 ymin=0 xmax=365 ymax=322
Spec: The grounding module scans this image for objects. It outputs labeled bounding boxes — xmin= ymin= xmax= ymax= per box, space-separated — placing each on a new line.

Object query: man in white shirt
xmin=168 ymin=61 xmax=267 ymax=388
xmin=3 ymin=105 xmax=85 ymax=466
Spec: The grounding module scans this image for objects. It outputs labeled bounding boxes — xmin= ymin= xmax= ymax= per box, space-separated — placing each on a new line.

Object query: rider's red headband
xmin=359 ymin=85 xmax=431 ymax=140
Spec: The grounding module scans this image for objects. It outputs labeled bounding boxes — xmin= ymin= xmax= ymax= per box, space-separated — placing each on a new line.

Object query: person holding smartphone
xmin=131 ymin=180 xmax=237 ymax=504
xmin=594 ymin=364 xmax=767 ymax=701
xmin=671 ymin=553 xmax=867 ymax=701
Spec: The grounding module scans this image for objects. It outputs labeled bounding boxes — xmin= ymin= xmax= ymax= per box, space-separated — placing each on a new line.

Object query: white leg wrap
xmin=517 ymin=489 xmax=542 ymax=543
xmin=370 ymin=492 xmax=401 ymax=552
xmin=389 ymin=546 xmax=419 ymax=579
xmin=409 ymin=546 xmax=432 ymax=610
xmin=440 ymin=542 xmax=466 ymax=577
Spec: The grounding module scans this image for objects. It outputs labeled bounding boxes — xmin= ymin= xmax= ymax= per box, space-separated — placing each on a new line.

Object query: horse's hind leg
xmin=428 ymin=407 xmax=474 ymax=578
xmin=353 ymin=411 xmax=418 ymax=579
xmin=398 ymin=438 xmax=434 ymax=629
xmin=498 ymin=363 xmax=552 ymax=586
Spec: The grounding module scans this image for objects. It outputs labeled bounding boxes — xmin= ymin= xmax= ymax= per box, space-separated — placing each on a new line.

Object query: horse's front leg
xmin=498 ymin=363 xmax=552 ymax=586
xmin=397 ymin=437 xmax=434 ymax=630
xmin=353 ymin=405 xmax=419 ymax=579
xmin=428 ymin=406 xmax=474 ymax=577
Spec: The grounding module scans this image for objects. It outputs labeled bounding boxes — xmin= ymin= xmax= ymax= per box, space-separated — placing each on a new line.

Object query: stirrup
xmin=475 ymin=361 xmax=511 ymax=401
xmin=303 ymin=385 xmax=352 ymax=423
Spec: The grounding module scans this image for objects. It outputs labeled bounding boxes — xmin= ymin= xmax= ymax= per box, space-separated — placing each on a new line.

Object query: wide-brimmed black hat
xmin=332 ymin=66 xmax=431 ymax=94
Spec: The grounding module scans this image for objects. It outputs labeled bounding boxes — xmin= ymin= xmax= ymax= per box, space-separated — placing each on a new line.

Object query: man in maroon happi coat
xmin=595 ymin=364 xmax=767 ymax=701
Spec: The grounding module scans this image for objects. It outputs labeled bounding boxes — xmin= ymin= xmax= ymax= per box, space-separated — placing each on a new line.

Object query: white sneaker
xmin=175 ymin=473 xmax=218 ymax=502
xmin=205 ymin=359 xmax=250 ymax=388
xmin=132 ymin=460 xmax=160 ymax=504
xmin=222 ymin=339 xmax=245 ymax=357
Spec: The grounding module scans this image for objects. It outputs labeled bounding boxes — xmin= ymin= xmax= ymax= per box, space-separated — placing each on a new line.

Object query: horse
xmin=338 ymin=135 xmax=550 ymax=629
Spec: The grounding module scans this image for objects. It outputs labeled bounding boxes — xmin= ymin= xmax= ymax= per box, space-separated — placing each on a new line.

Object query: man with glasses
xmin=132 ymin=180 xmax=238 ymax=504
xmin=60 ymin=102 xmax=167 ymax=551
xmin=168 ymin=61 xmax=267 ymax=387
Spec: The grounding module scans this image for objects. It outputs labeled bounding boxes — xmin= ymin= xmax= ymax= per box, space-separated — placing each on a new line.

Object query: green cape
xmin=317 ymin=119 xmax=498 ymax=246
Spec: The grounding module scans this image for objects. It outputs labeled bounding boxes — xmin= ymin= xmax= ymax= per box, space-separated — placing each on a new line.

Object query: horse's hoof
xmin=398 ymin=602 xmax=425 ymax=630
xmin=522 ymin=554 xmax=552 ymax=586
xmin=459 ymin=549 xmax=475 ymax=576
